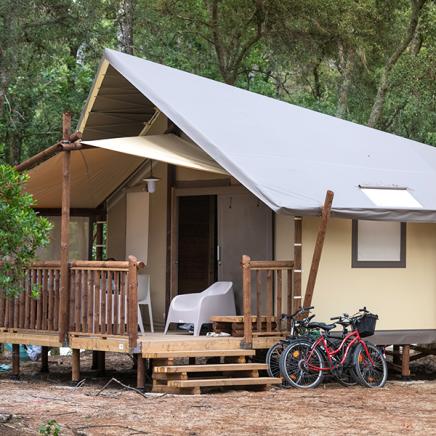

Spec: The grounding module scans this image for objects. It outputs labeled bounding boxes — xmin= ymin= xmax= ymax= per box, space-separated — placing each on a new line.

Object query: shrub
xmin=0 ymin=164 xmax=52 ymax=297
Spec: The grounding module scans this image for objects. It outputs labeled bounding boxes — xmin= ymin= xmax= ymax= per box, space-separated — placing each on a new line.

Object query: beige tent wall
xmin=300 ymin=217 xmax=436 ymax=330
xmin=274 ymin=214 xmax=294 ymax=308
xmin=142 ymin=162 xmax=168 ymax=327
xmin=107 ymin=195 xmax=127 ymax=260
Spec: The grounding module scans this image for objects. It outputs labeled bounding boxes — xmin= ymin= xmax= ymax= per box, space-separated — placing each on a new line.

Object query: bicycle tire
xmin=266 ymin=342 xmax=292 ymax=388
xmin=280 ymin=340 xmax=324 ymax=389
xmin=353 ymin=342 xmax=387 ymax=388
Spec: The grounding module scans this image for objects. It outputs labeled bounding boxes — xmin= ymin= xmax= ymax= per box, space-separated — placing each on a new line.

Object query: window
xmin=352 ymin=220 xmax=406 ymax=268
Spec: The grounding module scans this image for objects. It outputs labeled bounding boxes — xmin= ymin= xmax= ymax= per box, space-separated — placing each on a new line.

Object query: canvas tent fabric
xmin=26 ymin=148 xmax=144 ymax=208
xmin=82 ymin=134 xmax=226 ymax=175
xmin=77 ymin=48 xmax=436 ymax=222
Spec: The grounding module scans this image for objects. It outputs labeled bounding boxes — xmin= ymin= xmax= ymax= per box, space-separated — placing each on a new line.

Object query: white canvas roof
xmin=82 ymin=134 xmax=226 ymax=175
xmin=77 ymin=49 xmax=436 ymax=222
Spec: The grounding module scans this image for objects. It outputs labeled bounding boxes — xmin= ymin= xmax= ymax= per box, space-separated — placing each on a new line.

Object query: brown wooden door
xmin=177 ymin=195 xmax=217 ymax=294
xmin=217 ymin=193 xmax=272 ymax=313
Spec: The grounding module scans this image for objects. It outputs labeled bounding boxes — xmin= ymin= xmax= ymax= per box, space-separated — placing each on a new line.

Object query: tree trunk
xmin=367 ymin=0 xmax=426 ymax=128
xmin=117 ymin=0 xmax=134 ymax=55
xmin=336 ymin=46 xmax=355 ymax=119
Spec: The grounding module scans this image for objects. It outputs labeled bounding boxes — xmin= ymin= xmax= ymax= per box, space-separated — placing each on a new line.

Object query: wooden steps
xmin=154 ymin=363 xmax=267 ymax=373
xmin=151 ymin=353 xmax=281 ymax=394
xmin=143 ymin=349 xmax=256 ymax=358
xmin=168 ymin=377 xmax=281 ymax=388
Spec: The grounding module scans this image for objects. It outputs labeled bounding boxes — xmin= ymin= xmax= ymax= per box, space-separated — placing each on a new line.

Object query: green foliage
xmin=0 ymin=0 xmax=434 ymax=165
xmin=39 ymin=419 xmax=61 ymax=436
xmin=0 ymin=165 xmax=52 ymax=297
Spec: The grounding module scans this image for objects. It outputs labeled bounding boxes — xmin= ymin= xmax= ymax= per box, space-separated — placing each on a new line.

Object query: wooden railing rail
xmin=242 ymin=255 xmax=294 ymax=347
xmin=68 ymin=257 xmax=138 ymax=350
xmin=0 ymin=257 xmax=139 ymax=350
xmin=0 ymin=263 xmax=61 ymax=331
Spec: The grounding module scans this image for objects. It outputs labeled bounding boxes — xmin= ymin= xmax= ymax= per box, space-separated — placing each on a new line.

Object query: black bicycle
xmin=266 ymin=306 xmax=318 ymax=387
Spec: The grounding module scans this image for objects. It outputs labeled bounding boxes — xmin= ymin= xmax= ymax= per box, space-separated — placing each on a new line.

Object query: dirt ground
xmin=0 ymin=351 xmax=435 ymax=435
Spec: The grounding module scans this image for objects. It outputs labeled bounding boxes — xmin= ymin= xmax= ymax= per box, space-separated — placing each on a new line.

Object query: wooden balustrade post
xmin=127 ymin=256 xmax=138 ymax=350
xmin=11 ymin=344 xmax=20 ymax=379
xmin=303 ymin=190 xmax=334 ymax=308
xmin=242 ymin=255 xmax=252 ymax=348
xmin=59 ymin=112 xmax=72 ymax=344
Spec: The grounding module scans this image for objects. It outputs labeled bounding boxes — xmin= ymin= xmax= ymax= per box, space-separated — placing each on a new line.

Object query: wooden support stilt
xmin=40 ymin=346 xmax=49 ymax=373
xmin=11 ymin=344 xmax=20 ymax=379
xmin=303 ymin=191 xmax=334 ymax=308
xmin=401 ymin=345 xmax=411 ymax=379
xmin=72 ymin=348 xmax=80 ymax=382
xmin=137 ymin=354 xmax=145 ymax=390
xmin=59 ymin=113 xmax=72 ymax=344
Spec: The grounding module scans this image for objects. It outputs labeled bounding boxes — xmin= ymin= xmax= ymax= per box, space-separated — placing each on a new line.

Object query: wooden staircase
xmin=151 ymin=350 xmax=281 ymax=394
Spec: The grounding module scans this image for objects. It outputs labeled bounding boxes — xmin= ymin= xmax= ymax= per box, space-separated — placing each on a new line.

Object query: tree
xmin=367 ymin=0 xmax=428 ymax=128
xmin=0 ymin=165 xmax=51 ymax=297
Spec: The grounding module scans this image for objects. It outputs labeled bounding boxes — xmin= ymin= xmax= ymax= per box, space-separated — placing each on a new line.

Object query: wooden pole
xmin=402 ymin=345 xmax=411 ymax=379
xmin=11 ymin=344 xmax=20 ymax=379
xmin=40 ymin=346 xmax=49 ymax=373
xmin=303 ymin=190 xmax=334 ymax=308
xmin=71 ymin=348 xmax=80 ymax=383
xmin=293 ymin=216 xmax=302 ymax=313
xmin=127 ymin=256 xmax=138 ymax=350
xmin=242 ymin=255 xmax=252 ymax=347
xmin=59 ymin=112 xmax=72 ymax=344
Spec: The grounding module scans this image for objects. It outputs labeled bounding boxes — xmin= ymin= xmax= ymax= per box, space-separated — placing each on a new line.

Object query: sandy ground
xmin=0 ymin=352 xmax=435 ymax=435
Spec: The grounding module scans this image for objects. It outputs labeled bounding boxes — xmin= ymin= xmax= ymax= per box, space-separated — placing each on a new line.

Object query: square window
xmin=352 ymin=220 xmax=406 ymax=268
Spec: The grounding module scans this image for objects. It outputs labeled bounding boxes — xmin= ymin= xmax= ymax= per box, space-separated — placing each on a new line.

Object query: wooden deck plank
xmin=168 ymin=377 xmax=281 ymax=388
xmin=154 ymin=363 xmax=267 ymax=373
xmin=143 ymin=349 xmax=256 ymax=358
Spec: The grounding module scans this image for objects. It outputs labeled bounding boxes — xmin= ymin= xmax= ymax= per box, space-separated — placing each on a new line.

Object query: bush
xmin=0 ymin=164 xmax=52 ymax=297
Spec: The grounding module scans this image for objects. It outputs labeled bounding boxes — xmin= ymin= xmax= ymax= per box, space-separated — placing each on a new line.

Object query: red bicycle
xmin=279 ymin=308 xmax=387 ymax=388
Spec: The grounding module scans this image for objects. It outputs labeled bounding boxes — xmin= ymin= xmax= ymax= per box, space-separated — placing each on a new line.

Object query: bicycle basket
xmin=355 ymin=313 xmax=378 ymax=337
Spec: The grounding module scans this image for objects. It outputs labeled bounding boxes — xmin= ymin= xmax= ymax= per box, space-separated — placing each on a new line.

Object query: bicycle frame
xmin=305 ymin=329 xmax=374 ymax=372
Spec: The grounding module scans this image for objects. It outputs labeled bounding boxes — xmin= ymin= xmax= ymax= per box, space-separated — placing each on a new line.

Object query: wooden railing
xmin=0 ymin=261 xmax=61 ymax=331
xmin=68 ymin=257 xmax=138 ymax=348
xmin=0 ymin=257 xmax=139 ymax=349
xmin=241 ymin=255 xmax=294 ymax=346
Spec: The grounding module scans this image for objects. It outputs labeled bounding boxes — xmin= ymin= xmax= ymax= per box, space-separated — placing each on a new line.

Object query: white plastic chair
xmin=137 ymin=273 xmax=154 ymax=334
xmin=164 ymin=282 xmax=235 ymax=336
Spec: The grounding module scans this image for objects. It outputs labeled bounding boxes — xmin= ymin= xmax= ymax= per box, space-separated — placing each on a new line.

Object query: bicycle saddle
xmin=308 ymin=322 xmax=336 ymax=331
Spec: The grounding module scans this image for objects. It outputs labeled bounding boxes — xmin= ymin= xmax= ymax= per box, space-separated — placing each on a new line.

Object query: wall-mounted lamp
xmin=143 ymin=160 xmax=160 ymax=193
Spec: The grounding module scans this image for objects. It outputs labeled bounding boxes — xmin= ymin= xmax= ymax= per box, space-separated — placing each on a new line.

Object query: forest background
xmin=0 ymin=0 xmax=434 ymax=165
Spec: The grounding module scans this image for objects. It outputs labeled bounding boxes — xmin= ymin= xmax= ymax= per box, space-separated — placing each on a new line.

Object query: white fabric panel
xmin=36 ymin=216 xmax=89 ymax=260
xmin=361 ymin=188 xmax=422 ymax=208
xmin=90 ymin=48 xmax=436 ymax=222
xmin=126 ymin=191 xmax=149 ymax=264
xmin=82 ymin=134 xmax=226 ymax=175
xmin=357 ymin=220 xmax=402 ymax=261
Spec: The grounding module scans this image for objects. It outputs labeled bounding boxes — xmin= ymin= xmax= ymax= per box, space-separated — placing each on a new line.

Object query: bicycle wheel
xmin=266 ymin=342 xmax=292 ymax=388
xmin=280 ymin=340 xmax=324 ymax=389
xmin=353 ymin=342 xmax=387 ymax=388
